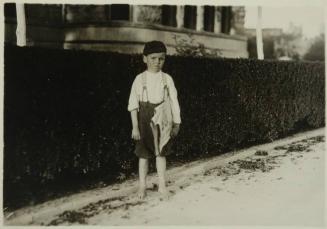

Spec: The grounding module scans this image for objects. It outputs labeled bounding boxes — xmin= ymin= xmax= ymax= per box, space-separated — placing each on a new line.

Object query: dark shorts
xmin=134 ymin=101 xmax=173 ymax=159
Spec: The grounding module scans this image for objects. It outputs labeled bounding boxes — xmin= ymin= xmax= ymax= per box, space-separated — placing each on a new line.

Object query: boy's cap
xmin=143 ymin=41 xmax=167 ymax=56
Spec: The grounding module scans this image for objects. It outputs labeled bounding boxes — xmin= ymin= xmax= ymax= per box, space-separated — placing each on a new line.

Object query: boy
xmin=128 ymin=41 xmax=181 ymax=199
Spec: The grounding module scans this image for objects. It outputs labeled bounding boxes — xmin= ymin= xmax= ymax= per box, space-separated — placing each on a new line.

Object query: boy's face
xmin=143 ymin=52 xmax=166 ymax=73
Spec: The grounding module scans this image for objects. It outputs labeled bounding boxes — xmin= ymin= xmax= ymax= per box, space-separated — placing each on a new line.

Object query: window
xmin=4 ymin=3 xmax=17 ymax=19
xmin=65 ymin=5 xmax=108 ymax=23
xmin=110 ymin=4 xmax=130 ymax=20
xmin=25 ymin=4 xmax=63 ymax=25
xmin=183 ymin=5 xmax=196 ymax=30
xmin=204 ymin=6 xmax=215 ymax=32
xmin=161 ymin=5 xmax=177 ymax=27
xmin=221 ymin=7 xmax=232 ymax=34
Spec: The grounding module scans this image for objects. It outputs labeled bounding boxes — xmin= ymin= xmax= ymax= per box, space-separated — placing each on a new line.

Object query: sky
xmin=244 ymin=6 xmax=324 ymax=38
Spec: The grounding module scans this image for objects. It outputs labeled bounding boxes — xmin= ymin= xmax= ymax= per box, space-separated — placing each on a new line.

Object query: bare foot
xmin=158 ymin=188 xmax=170 ymax=200
xmin=138 ymin=186 xmax=146 ymax=200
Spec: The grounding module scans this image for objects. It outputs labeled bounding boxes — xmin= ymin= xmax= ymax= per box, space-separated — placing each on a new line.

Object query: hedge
xmin=4 ymin=45 xmax=325 ymax=209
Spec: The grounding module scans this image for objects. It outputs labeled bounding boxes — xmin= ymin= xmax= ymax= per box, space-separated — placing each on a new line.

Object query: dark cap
xmin=143 ymin=40 xmax=167 ymax=56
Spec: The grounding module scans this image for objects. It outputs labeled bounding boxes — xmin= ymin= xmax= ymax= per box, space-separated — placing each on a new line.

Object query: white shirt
xmin=128 ymin=70 xmax=181 ymax=124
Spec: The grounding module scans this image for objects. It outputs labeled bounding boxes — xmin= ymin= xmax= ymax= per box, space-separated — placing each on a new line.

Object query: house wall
xmin=5 ymin=4 xmax=248 ymax=58
xmin=63 ymin=22 xmax=248 ymax=57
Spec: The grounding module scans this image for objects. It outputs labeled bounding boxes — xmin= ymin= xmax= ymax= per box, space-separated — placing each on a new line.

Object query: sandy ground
xmin=3 ymin=128 xmax=325 ymax=227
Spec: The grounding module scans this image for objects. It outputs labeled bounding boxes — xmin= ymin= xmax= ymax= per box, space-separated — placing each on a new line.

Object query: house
xmin=245 ymin=25 xmax=311 ymax=60
xmin=5 ymin=4 xmax=248 ymax=58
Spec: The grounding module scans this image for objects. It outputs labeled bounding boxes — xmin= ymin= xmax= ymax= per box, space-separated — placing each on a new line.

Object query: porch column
xmin=196 ymin=6 xmax=204 ymax=31
xmin=132 ymin=5 xmax=140 ymax=23
xmin=61 ymin=4 xmax=66 ymax=23
xmin=16 ymin=3 xmax=26 ymax=46
xmin=176 ymin=5 xmax=184 ymax=28
xmin=256 ymin=6 xmax=264 ymax=59
xmin=214 ymin=7 xmax=221 ymax=33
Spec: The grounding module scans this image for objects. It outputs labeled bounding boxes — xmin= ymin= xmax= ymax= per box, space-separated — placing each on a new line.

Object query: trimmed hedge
xmin=4 ymin=45 xmax=324 ymax=209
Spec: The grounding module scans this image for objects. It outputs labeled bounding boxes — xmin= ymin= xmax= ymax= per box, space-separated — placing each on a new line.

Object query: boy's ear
xmin=143 ymin=55 xmax=147 ymax=64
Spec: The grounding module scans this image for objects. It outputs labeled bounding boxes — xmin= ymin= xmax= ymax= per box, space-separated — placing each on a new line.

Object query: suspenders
xmin=141 ymin=72 xmax=149 ymax=102
xmin=141 ymin=72 xmax=169 ymax=102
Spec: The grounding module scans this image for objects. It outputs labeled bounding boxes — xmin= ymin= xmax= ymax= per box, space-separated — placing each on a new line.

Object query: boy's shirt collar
xmin=146 ymin=70 xmax=162 ymax=76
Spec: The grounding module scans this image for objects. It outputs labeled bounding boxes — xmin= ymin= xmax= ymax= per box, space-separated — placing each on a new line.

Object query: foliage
xmin=137 ymin=6 xmax=161 ymax=23
xmin=303 ymin=34 xmax=325 ymax=61
xmin=4 ymin=45 xmax=325 ymax=209
xmin=172 ymin=34 xmax=223 ymax=58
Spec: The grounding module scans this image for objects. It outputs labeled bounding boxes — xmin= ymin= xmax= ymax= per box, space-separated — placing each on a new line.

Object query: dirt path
xmin=4 ymin=129 xmax=325 ymax=226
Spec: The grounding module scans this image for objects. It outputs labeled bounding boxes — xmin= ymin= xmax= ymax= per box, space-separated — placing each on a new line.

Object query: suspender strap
xmin=162 ymin=73 xmax=170 ymax=100
xmin=141 ymin=71 xmax=169 ymax=102
xmin=141 ymin=72 xmax=148 ymax=102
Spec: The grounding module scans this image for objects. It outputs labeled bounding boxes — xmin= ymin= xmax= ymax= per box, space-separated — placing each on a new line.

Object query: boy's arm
xmin=131 ymin=109 xmax=140 ymax=140
xmin=166 ymin=75 xmax=181 ymax=137
xmin=128 ymin=76 xmax=141 ymax=140
xmin=171 ymin=123 xmax=180 ymax=138
xmin=166 ymin=76 xmax=181 ymax=124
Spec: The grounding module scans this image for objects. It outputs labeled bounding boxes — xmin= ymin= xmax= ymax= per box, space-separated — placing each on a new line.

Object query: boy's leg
xmin=151 ymin=122 xmax=169 ymax=198
xmin=150 ymin=123 xmax=160 ymax=156
xmin=138 ymin=158 xmax=148 ymax=199
xmin=156 ymin=156 xmax=169 ymax=198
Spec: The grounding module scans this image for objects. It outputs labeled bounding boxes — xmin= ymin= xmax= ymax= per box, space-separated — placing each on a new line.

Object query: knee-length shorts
xmin=134 ymin=101 xmax=173 ymax=159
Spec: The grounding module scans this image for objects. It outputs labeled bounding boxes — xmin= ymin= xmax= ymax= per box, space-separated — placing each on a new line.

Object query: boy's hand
xmin=170 ymin=123 xmax=180 ymax=138
xmin=132 ymin=128 xmax=141 ymax=140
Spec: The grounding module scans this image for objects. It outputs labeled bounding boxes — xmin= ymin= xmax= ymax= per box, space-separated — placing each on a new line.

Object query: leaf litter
xmin=47 ymin=135 xmax=324 ymax=225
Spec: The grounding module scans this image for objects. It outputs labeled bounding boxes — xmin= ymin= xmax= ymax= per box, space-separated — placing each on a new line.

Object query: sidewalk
xmin=4 ymin=128 xmax=325 ymax=227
